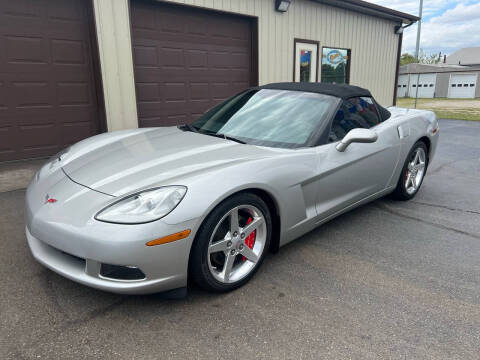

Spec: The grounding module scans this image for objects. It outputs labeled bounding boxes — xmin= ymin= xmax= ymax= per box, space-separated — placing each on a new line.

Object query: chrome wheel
xmin=405 ymin=147 xmax=426 ymax=195
xmin=207 ymin=205 xmax=267 ymax=284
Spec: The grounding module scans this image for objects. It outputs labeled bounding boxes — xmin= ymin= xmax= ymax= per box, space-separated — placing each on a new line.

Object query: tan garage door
xmin=0 ymin=0 xmax=103 ymax=162
xmin=131 ymin=0 xmax=256 ymax=128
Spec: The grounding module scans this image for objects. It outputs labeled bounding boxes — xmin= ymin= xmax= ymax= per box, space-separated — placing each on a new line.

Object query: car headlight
xmin=95 ymin=186 xmax=187 ymax=224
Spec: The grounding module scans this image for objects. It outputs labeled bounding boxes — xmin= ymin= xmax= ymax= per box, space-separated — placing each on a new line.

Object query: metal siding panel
xmin=294 ymin=0 xmax=301 ymax=38
xmin=343 ymin=10 xmax=350 ymax=48
xmin=222 ymin=0 xmax=230 ymax=11
xmin=316 ymin=7 xmax=322 ymax=80
xmin=230 ymin=0 xmax=239 ymax=13
xmin=281 ymin=7 xmax=289 ymax=81
xmin=360 ymin=15 xmax=368 ymax=86
xmin=287 ymin=0 xmax=295 ymax=81
xmin=378 ymin=20 xmax=385 ymax=99
xmin=308 ymin=1 xmax=315 ymax=39
xmin=247 ymin=0 xmax=255 ymax=15
xmin=239 ymin=0 xmax=248 ymax=15
xmin=332 ymin=8 xmax=339 ymax=45
xmin=362 ymin=15 xmax=372 ymax=90
xmin=375 ymin=20 xmax=383 ymax=97
xmin=267 ymin=0 xmax=275 ymax=83
xmin=258 ymin=0 xmax=266 ymax=84
xmin=324 ymin=5 xmax=331 ymax=45
xmin=274 ymin=11 xmax=281 ymax=80
xmin=381 ymin=21 xmax=389 ymax=102
xmin=300 ymin=1 xmax=306 ymax=38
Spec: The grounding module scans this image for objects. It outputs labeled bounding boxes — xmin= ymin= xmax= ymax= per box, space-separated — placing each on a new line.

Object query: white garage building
xmin=398 ymin=63 xmax=480 ymax=99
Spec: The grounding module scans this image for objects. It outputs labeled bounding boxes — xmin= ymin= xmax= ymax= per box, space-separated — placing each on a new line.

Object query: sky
xmin=366 ymin=0 xmax=480 ymax=56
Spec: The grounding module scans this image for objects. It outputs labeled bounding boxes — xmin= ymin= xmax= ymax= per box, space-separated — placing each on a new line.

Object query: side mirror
xmin=336 ymin=128 xmax=378 ymax=152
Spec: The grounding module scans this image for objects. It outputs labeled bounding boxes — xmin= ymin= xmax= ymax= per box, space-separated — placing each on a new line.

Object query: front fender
xmin=161 ymin=151 xmax=319 ymax=245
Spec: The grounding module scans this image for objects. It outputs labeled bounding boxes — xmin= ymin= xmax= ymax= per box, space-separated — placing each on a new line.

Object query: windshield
xmin=191 ymin=89 xmax=338 ymax=148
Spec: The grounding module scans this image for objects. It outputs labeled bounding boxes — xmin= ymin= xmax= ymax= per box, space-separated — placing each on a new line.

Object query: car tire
xmin=392 ymin=141 xmax=429 ymax=201
xmin=189 ymin=192 xmax=272 ymax=292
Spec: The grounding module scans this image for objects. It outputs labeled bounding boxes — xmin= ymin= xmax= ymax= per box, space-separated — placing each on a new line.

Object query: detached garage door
xmin=397 ymin=75 xmax=409 ymax=97
xmin=131 ymin=1 xmax=256 ymax=127
xmin=448 ymin=73 xmax=477 ymax=99
xmin=0 ymin=0 xmax=103 ymax=162
xmin=409 ymin=73 xmax=436 ymax=98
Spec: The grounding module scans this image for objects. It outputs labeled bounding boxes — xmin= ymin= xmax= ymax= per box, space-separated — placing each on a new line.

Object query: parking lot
xmin=1 ymin=119 xmax=479 ymax=359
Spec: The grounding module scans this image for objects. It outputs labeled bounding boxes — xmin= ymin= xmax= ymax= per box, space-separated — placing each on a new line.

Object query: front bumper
xmin=25 ymin=167 xmax=199 ymax=295
xmin=26 ymin=227 xmax=187 ymax=294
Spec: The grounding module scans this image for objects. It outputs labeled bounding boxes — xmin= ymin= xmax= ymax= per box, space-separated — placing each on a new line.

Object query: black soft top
xmin=260 ymin=82 xmax=372 ymax=100
xmin=259 ymin=82 xmax=391 ymax=121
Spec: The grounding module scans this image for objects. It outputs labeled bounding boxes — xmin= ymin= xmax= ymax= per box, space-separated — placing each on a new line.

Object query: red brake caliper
xmin=243 ymin=217 xmax=256 ymax=262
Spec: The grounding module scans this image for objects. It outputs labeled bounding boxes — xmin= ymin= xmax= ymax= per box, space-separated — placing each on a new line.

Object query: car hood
xmin=62 ymin=127 xmax=279 ymax=197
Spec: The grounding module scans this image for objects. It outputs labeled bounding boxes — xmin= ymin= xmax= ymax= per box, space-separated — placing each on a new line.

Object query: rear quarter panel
xmin=387 ymin=107 xmax=439 ymax=186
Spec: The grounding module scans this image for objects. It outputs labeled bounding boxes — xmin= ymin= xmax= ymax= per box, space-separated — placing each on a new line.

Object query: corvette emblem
xmin=45 ymin=194 xmax=57 ymax=204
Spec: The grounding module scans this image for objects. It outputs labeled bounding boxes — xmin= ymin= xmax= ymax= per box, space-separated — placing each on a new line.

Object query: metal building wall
xmin=435 ymin=73 xmax=450 ymax=98
xmin=93 ymin=0 xmax=400 ymax=131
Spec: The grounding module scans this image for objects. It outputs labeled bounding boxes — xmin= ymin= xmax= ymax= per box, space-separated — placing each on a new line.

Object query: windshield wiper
xmin=218 ymin=134 xmax=246 ymax=144
xmin=179 ymin=123 xmax=199 ymax=133
xmin=184 ymin=126 xmax=246 ymax=144
xmin=201 ymin=130 xmax=246 ymax=144
xmin=220 ymin=134 xmax=246 ymax=144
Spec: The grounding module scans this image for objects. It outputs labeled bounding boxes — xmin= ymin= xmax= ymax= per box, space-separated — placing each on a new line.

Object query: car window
xmin=191 ymin=89 xmax=338 ymax=148
xmin=329 ymin=97 xmax=381 ymax=142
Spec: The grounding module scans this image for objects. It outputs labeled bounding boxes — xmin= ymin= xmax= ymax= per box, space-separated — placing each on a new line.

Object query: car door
xmin=314 ymin=97 xmax=401 ymax=220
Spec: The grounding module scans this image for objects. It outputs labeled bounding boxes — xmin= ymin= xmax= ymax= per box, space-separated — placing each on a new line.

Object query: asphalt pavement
xmin=0 ymin=119 xmax=479 ymax=359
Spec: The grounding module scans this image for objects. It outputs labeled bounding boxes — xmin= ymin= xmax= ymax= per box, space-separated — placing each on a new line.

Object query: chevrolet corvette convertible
xmin=26 ymin=82 xmax=439 ymax=295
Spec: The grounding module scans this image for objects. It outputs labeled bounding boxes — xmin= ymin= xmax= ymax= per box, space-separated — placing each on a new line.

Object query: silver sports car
xmin=25 ymin=82 xmax=439 ymax=295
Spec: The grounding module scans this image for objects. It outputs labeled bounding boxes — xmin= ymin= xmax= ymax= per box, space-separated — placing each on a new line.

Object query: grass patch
xmin=396 ymin=98 xmax=480 ymax=121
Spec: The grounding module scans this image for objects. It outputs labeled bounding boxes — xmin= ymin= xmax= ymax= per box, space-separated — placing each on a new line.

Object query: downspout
xmin=393 ymin=21 xmax=415 ymax=106
xmin=393 ymin=31 xmax=403 ymax=106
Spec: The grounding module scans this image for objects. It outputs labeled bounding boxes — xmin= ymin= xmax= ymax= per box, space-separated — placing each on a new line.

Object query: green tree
xmin=418 ymin=49 xmax=441 ymax=64
xmin=400 ymin=53 xmax=416 ymax=65
xmin=400 ymin=50 xmax=441 ymax=65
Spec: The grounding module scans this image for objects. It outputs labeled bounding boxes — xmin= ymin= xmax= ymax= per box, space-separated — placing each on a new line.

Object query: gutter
xmin=311 ymin=0 xmax=419 ymax=25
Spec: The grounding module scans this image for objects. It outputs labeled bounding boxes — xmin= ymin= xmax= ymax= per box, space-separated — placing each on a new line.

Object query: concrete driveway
xmin=1 ymin=119 xmax=479 ymax=359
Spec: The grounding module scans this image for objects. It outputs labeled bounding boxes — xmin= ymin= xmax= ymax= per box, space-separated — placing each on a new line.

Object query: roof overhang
xmin=311 ymin=0 xmax=419 ymax=25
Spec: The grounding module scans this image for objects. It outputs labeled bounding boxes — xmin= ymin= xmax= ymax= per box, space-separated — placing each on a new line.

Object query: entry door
xmin=448 ymin=74 xmax=477 ymax=98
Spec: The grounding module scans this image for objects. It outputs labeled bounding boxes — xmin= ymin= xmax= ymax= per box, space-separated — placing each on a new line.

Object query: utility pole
xmin=414 ymin=0 xmax=423 ymax=109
